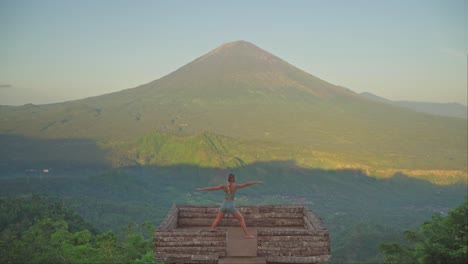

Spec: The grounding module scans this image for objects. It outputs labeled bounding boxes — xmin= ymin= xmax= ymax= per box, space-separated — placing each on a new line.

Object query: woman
xmin=196 ymin=173 xmax=262 ymax=239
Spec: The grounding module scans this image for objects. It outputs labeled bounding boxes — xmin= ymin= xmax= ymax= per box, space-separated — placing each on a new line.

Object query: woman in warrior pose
xmin=196 ymin=173 xmax=262 ymax=239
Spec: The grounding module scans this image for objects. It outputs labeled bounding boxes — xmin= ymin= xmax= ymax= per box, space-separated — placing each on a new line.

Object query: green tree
xmin=120 ymin=222 xmax=155 ymax=264
xmin=9 ymin=217 xmax=68 ymax=263
xmin=96 ymin=231 xmax=125 ymax=263
xmin=380 ymin=197 xmax=468 ymax=264
xmin=1 ymin=197 xmax=156 ymax=264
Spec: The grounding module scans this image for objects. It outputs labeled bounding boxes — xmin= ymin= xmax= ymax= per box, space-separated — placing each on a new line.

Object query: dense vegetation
xmin=1 ymin=131 xmax=466 ymax=186
xmin=380 ymin=197 xmax=467 ymax=264
xmin=0 ymin=197 xmax=155 ymax=264
xmin=1 ymin=161 xmax=466 ymax=263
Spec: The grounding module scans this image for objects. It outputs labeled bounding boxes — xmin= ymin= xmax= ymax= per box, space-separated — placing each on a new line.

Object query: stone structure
xmin=155 ymin=204 xmax=330 ymax=263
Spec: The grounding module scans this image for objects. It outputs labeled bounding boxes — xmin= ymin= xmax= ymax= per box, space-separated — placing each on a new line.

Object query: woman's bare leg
xmin=211 ymin=212 xmax=224 ymax=228
xmin=233 ymin=212 xmax=255 ymax=239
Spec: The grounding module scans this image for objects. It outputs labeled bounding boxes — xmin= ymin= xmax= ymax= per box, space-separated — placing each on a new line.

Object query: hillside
xmin=0 ymin=41 xmax=466 ymax=178
xmin=360 ymin=92 xmax=468 ymax=119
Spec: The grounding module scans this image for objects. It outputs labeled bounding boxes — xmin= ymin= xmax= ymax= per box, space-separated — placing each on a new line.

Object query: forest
xmin=1 ymin=162 xmax=466 ymax=263
xmin=0 ymin=196 xmax=155 ymax=264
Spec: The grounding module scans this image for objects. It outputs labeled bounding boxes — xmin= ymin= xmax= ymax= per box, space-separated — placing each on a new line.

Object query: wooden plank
xmin=257 ymin=235 xmax=329 ymax=242
xmin=157 ymin=205 xmax=178 ymax=231
xmin=178 ymin=212 xmax=219 ymax=218
xmin=177 ymin=218 xmax=302 ymax=227
xmin=178 ymin=218 xmax=213 ymax=226
xmin=156 ymin=240 xmax=226 ymax=247
xmin=177 ymin=207 xmax=208 ymax=213
xmin=257 ymin=228 xmax=327 ymax=236
xmin=303 ymin=209 xmax=326 ymax=230
xmin=156 ymin=246 xmax=225 ymax=253
xmin=178 ymin=211 xmax=304 ymax=220
xmin=264 ymin=255 xmax=330 ymax=263
xmin=258 ymin=241 xmax=325 ymax=248
xmin=156 ymin=230 xmax=226 ymax=237
xmin=156 ymin=235 xmax=226 ymax=242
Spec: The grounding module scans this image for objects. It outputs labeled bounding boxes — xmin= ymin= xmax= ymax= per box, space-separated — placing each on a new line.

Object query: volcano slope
xmin=1 ymin=41 xmax=466 ymax=181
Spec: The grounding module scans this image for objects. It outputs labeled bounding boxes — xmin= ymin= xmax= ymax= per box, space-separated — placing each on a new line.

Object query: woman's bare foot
xmin=245 ymin=234 xmax=255 ymax=239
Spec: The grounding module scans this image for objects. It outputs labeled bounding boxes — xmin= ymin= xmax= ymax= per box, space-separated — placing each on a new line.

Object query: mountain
xmin=360 ymin=92 xmax=468 ymax=119
xmin=360 ymin=92 xmax=393 ymax=104
xmin=0 ymin=41 xmax=466 ymax=179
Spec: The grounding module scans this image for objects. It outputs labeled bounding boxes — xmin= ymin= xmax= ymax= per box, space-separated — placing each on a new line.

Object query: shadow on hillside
xmin=0 ymin=134 xmax=111 ymax=176
xmin=1 ymin=158 xmax=466 ymax=263
xmin=0 ymin=134 xmax=465 ymax=226
xmin=108 ymin=160 xmax=466 ymax=216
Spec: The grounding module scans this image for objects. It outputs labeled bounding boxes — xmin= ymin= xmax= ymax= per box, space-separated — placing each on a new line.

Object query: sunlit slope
xmin=0 ymin=41 xmax=466 ymax=173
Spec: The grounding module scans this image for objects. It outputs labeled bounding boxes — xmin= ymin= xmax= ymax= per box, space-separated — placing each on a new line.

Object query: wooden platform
xmin=155 ymin=205 xmax=331 ymax=263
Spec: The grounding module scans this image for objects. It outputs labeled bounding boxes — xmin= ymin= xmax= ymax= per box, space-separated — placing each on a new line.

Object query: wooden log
xmin=299 ymin=247 xmax=330 ymax=257
xmin=257 ymin=228 xmax=328 ymax=236
xmin=190 ymin=254 xmax=219 ymax=261
xmin=156 ymin=253 xmax=191 ymax=261
xmin=156 ymin=246 xmax=225 ymax=253
xmin=257 ymin=248 xmax=328 ymax=258
xmin=156 ymin=230 xmax=225 ymax=237
xmin=178 ymin=218 xmax=303 ymax=227
xmin=273 ymin=212 xmax=304 ymax=219
xmin=244 ymin=212 xmax=277 ymax=218
xmin=258 ymin=205 xmax=274 ymax=213
xmin=178 ymin=212 xmax=218 ymax=218
xmin=155 ymin=235 xmax=226 ymax=243
xmin=258 ymin=235 xmax=329 ymax=242
xmin=259 ymin=246 xmax=305 ymax=253
xmin=245 ymin=219 xmax=277 ymax=227
xmin=178 ymin=211 xmax=304 ymax=220
xmin=274 ymin=218 xmax=304 ymax=226
xmin=258 ymin=241 xmax=325 ymax=248
xmin=257 ymin=246 xmax=281 ymax=253
xmin=273 ymin=205 xmax=304 ymax=209
xmin=156 ymin=240 xmax=226 ymax=247
xmin=157 ymin=205 xmax=178 ymax=231
xmin=156 ymin=253 xmax=223 ymax=263
xmin=238 ymin=206 xmax=258 ymax=214
xmin=178 ymin=212 xmax=304 ymax=224
xmin=178 ymin=218 xmax=213 ymax=226
xmin=177 ymin=207 xmax=208 ymax=213
xmin=273 ymin=205 xmax=304 ymax=213
xmin=264 ymin=255 xmax=330 ymax=263
xmin=304 ymin=216 xmax=314 ymax=230
xmin=304 ymin=209 xmax=326 ymax=230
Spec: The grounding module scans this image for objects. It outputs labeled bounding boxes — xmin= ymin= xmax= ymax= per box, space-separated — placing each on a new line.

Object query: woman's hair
xmin=226 ymin=173 xmax=235 ymax=194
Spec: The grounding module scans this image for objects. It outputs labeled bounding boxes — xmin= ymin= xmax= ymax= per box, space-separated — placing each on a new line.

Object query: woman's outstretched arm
xmin=196 ymin=184 xmax=224 ymax=191
xmin=236 ymin=181 xmax=263 ymax=189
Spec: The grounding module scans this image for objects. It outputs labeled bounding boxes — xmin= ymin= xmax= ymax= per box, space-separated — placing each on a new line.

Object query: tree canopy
xmin=0 ymin=196 xmax=156 ymax=264
xmin=380 ymin=196 xmax=468 ymax=264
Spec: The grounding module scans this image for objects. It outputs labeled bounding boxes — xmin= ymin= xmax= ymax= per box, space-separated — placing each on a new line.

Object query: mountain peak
xmin=145 ymin=40 xmax=356 ymax=100
xmin=219 ymin=40 xmax=256 ymax=48
xmin=200 ymin=40 xmax=279 ymax=64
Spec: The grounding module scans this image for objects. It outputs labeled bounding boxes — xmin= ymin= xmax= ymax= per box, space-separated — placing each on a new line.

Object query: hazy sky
xmin=1 ymin=0 xmax=467 ymax=106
